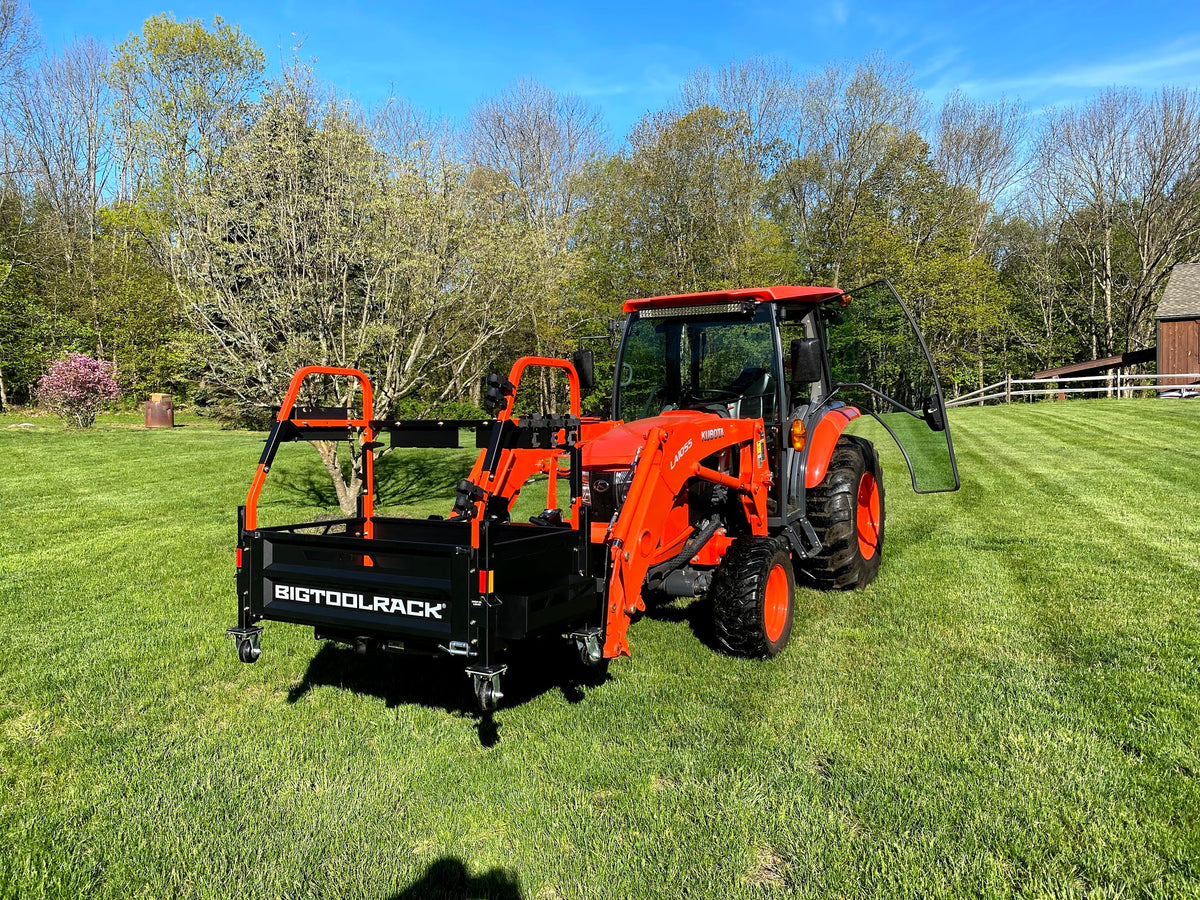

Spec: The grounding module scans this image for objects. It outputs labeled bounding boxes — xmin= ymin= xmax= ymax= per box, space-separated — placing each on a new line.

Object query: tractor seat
xmin=727 ymin=367 xmax=774 ymax=419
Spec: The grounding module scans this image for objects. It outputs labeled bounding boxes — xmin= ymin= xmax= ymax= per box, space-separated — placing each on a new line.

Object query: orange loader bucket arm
xmin=600 ymin=418 xmax=772 ymax=658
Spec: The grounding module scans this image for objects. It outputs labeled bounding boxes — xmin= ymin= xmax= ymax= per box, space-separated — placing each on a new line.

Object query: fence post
xmin=1005 ymin=374 xmax=1011 ymax=404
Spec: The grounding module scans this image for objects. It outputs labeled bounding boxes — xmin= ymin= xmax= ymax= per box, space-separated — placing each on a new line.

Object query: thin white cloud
xmin=915 ymin=48 xmax=965 ymax=84
xmin=808 ymin=0 xmax=851 ymax=29
xmin=569 ymin=81 xmax=636 ymax=99
xmin=961 ymin=38 xmax=1200 ymax=94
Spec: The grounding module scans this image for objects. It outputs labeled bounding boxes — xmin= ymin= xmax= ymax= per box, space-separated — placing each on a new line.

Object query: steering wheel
xmin=641 ymin=388 xmax=674 ymax=418
xmin=681 ymin=387 xmax=739 ymax=404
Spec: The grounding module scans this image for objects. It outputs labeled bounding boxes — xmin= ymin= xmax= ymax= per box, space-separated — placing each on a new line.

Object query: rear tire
xmin=800 ymin=435 xmax=884 ymax=590
xmin=710 ymin=536 xmax=795 ymax=658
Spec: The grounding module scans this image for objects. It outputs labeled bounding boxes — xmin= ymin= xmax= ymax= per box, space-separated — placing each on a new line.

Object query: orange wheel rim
xmin=857 ymin=471 xmax=881 ymax=560
xmin=764 ymin=564 xmax=789 ymax=642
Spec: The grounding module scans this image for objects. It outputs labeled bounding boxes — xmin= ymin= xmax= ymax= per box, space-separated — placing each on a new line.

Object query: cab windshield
xmin=615 ymin=306 xmax=778 ymax=423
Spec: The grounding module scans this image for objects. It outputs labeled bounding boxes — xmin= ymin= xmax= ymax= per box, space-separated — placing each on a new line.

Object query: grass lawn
xmin=1 ymin=400 xmax=1198 ymax=899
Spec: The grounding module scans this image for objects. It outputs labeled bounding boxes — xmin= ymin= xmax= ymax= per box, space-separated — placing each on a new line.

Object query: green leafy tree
xmin=174 ymin=68 xmax=531 ymax=512
xmin=109 ymin=12 xmax=264 ymax=290
xmin=578 ymin=105 xmax=796 ymax=305
xmin=468 ymin=79 xmax=607 ymax=411
xmin=775 ymin=54 xmax=925 ymax=287
xmin=836 ymin=131 xmax=1014 ymax=391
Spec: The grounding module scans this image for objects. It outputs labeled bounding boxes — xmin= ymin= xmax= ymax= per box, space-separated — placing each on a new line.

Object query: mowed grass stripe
xmin=1 ymin=402 xmax=1198 ymax=898
xmin=938 ymin=403 xmax=1200 ymax=887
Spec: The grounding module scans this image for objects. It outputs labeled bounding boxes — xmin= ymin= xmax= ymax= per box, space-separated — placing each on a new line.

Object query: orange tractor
xmin=229 ymin=280 xmax=958 ymax=711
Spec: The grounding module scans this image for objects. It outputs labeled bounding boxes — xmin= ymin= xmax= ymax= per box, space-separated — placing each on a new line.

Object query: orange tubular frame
xmin=460 ymin=356 xmax=586 ymax=539
xmin=500 ymin=356 xmax=582 ymax=418
xmin=244 ymin=366 xmax=376 ymax=533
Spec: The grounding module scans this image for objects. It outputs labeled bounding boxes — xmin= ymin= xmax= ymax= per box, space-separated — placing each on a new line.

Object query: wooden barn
xmin=1157 ymin=263 xmax=1200 ymax=386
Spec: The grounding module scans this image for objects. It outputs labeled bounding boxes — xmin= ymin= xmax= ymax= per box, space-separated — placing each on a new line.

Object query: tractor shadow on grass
xmin=287 ymin=638 xmax=610 ymax=747
xmin=642 ymin=595 xmax=721 ymax=652
xmin=387 ymin=856 xmax=523 ymax=899
xmin=373 ymin=451 xmax=473 ymax=508
xmin=643 ymin=588 xmax=838 ymax=653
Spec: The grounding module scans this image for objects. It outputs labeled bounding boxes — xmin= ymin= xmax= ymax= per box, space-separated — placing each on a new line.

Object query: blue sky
xmin=30 ymin=1 xmax=1200 ymax=140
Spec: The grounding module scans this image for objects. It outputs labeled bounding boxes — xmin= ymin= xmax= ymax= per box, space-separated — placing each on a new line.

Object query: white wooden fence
xmin=947 ymin=373 xmax=1200 ymax=407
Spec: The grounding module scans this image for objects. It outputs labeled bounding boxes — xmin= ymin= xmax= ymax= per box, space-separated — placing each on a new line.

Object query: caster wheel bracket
xmin=227 ymin=625 xmax=263 ymax=664
xmin=465 ymin=664 xmax=508 ymax=713
xmin=568 ymin=628 xmax=604 ymax=666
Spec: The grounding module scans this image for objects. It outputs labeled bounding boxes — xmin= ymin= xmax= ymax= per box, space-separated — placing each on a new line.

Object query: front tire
xmin=710 ymin=536 xmax=795 ymax=658
xmin=800 ymin=435 xmax=884 ymax=590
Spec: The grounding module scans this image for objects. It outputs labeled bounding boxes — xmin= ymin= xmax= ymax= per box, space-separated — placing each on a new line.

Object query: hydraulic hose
xmin=647 ymin=515 xmax=722 ymax=581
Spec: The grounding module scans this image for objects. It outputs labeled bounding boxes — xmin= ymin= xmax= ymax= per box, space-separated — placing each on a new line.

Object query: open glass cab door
xmin=824 ymin=278 xmax=960 ymax=493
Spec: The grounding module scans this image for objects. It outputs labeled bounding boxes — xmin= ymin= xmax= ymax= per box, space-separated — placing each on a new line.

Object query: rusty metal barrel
xmin=144 ymin=393 xmax=175 ymax=428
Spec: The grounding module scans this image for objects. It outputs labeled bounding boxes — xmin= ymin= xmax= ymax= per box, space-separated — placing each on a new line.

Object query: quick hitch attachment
xmin=452 ymin=480 xmax=487 ymax=519
xmin=483 ymin=373 xmax=516 ymax=415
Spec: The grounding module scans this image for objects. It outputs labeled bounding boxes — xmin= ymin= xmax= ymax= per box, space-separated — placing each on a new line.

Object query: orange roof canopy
xmin=623 ymin=285 xmax=844 ymax=313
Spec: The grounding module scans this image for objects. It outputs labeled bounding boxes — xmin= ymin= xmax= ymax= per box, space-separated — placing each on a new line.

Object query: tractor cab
xmin=609 ymin=280 xmax=959 ymax=496
xmin=615 ymin=302 xmax=781 ymax=423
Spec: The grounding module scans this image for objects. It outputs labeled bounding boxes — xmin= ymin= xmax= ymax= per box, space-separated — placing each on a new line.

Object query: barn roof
xmin=1157 ymin=264 xmax=1200 ymax=320
xmin=1034 ymin=347 xmax=1156 ymax=378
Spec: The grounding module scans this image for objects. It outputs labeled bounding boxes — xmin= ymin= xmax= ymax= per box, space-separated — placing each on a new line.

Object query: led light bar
xmin=637 ymin=302 xmax=751 ymax=319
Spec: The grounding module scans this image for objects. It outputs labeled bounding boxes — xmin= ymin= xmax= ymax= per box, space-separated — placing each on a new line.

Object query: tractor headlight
xmin=611 ymin=467 xmax=634 ymax=507
xmin=583 ymin=466 xmax=636 ymax=521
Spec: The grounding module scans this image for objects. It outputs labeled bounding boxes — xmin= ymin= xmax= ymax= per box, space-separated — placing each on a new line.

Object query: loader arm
xmin=601 ymin=416 xmax=771 ymax=657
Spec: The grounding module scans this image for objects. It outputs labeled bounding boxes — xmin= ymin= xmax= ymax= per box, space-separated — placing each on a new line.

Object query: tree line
xmin=2 ymin=5 xmax=1199 ymax=421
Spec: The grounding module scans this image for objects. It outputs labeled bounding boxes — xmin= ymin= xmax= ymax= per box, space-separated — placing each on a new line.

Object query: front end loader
xmin=228 ymin=280 xmax=959 ymax=711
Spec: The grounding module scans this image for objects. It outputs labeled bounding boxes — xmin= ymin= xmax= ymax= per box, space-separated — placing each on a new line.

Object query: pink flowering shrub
xmin=37 ymin=354 xmax=120 ymax=428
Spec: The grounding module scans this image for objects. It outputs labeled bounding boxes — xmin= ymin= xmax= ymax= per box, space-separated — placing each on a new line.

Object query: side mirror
xmin=820 ymin=306 xmax=845 ymax=326
xmin=573 ymin=348 xmax=596 ymax=391
xmin=922 ymin=394 xmax=946 ymax=432
xmin=790 ymin=338 xmax=823 ymax=386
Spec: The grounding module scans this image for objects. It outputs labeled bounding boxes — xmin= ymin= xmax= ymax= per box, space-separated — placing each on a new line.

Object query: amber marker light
xmin=790 ymin=420 xmax=807 ymax=450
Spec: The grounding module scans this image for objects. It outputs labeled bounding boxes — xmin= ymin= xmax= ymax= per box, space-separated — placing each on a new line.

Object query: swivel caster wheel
xmin=475 ymin=678 xmax=498 ymax=713
xmin=238 ymin=638 xmax=262 ymax=664
xmin=227 ymin=625 xmax=263 ymax=664
xmin=466 ymin=664 xmax=507 ymax=714
xmin=570 ymin=628 xmax=604 ymax=667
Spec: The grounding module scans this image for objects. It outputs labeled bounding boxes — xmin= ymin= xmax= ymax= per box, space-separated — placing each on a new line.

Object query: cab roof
xmin=623 ymin=285 xmax=845 ymax=313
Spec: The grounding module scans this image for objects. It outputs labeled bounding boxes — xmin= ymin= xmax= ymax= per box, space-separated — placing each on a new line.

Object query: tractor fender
xmin=804 ymin=407 xmax=861 ymax=488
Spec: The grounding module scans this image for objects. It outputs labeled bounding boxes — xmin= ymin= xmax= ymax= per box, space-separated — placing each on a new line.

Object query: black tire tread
xmin=710 ymin=536 xmax=794 ymax=658
xmin=799 ymin=435 xmax=884 ymax=590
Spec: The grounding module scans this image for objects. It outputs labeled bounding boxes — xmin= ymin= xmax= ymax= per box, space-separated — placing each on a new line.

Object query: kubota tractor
xmin=229 ymin=280 xmax=959 ymax=711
